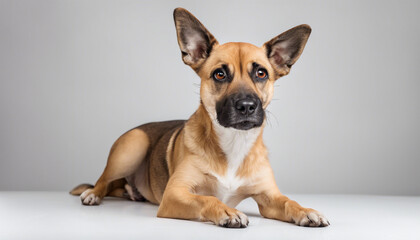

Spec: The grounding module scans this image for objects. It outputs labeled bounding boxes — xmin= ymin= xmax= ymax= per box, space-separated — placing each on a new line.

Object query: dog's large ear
xmin=264 ymin=24 xmax=311 ymax=78
xmin=173 ymin=8 xmax=218 ymax=70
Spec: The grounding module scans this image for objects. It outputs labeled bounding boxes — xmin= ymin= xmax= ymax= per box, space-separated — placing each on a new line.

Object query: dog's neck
xmin=212 ymin=118 xmax=261 ymax=172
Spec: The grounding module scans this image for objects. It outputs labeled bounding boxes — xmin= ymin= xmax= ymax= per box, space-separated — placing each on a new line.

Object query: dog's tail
xmin=69 ymin=183 xmax=94 ymax=196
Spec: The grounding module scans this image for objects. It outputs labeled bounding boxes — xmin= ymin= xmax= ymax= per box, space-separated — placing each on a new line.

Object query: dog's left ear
xmin=173 ymin=8 xmax=219 ymax=70
xmin=264 ymin=24 xmax=311 ymax=79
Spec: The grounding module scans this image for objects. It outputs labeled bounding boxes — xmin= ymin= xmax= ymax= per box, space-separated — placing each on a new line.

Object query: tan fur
xmin=75 ymin=129 xmax=149 ymax=205
xmin=71 ymin=8 xmax=328 ymax=228
xmin=69 ymin=183 xmax=93 ymax=195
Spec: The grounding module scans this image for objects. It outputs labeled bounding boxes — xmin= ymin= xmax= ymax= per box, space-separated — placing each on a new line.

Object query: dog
xmin=70 ymin=8 xmax=329 ymax=228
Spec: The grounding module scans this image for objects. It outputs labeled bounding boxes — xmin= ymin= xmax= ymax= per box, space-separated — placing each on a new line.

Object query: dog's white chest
xmin=212 ymin=171 xmax=245 ymax=207
xmin=210 ymin=124 xmax=261 ymax=207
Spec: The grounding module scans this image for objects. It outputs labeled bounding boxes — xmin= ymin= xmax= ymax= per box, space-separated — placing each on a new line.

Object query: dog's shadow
xmin=104 ymin=197 xmax=264 ymax=218
xmin=242 ymin=212 xmax=262 ymax=217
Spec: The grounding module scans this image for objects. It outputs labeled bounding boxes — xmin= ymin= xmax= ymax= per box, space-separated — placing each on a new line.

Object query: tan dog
xmin=70 ymin=8 xmax=329 ymax=228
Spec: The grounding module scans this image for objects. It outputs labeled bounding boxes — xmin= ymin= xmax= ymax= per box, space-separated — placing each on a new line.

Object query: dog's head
xmin=173 ymin=8 xmax=311 ymax=131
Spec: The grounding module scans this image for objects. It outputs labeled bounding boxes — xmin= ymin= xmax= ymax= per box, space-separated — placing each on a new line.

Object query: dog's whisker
xmin=266 ymin=114 xmax=273 ymax=128
xmin=266 ymin=110 xmax=280 ymax=127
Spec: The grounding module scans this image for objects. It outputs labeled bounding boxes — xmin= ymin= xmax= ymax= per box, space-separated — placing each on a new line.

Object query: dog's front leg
xmin=252 ymin=174 xmax=329 ymax=227
xmin=253 ymin=191 xmax=329 ymax=227
xmin=158 ymin=189 xmax=248 ymax=228
xmin=157 ymin=166 xmax=249 ymax=228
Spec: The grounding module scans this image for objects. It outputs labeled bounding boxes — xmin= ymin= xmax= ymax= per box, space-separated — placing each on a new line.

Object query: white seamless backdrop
xmin=1 ymin=0 xmax=419 ymax=195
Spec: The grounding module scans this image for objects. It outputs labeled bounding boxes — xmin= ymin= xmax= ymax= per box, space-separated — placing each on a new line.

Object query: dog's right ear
xmin=173 ymin=8 xmax=218 ymax=70
xmin=264 ymin=24 xmax=311 ymax=79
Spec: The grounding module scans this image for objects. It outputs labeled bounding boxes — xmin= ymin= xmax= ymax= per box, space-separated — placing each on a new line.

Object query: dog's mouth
xmin=230 ymin=120 xmax=260 ymax=131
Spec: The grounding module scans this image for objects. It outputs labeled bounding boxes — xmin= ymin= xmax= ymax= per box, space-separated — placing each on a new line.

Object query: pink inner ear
xmin=192 ymin=42 xmax=206 ymax=62
xmin=184 ymin=33 xmax=208 ymax=64
xmin=183 ymin=40 xmax=207 ymax=64
xmin=270 ymin=41 xmax=292 ymax=67
xmin=270 ymin=49 xmax=286 ymax=67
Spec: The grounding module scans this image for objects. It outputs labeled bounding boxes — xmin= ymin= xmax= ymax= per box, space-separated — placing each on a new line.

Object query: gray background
xmin=1 ymin=0 xmax=419 ymax=195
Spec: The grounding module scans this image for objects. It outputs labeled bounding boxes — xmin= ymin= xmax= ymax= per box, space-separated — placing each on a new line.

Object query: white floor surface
xmin=1 ymin=192 xmax=419 ymax=240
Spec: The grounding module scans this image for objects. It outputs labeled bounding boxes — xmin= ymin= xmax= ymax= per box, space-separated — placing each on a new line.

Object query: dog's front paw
xmin=80 ymin=189 xmax=101 ymax=205
xmin=294 ymin=209 xmax=330 ymax=227
xmin=217 ymin=208 xmax=249 ymax=228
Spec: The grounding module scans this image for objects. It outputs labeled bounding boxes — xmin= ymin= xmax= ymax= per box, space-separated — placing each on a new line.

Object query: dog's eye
xmin=256 ymin=68 xmax=268 ymax=80
xmin=213 ymin=69 xmax=226 ymax=81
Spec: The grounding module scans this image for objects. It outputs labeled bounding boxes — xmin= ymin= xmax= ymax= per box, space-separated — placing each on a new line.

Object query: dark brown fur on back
xmin=135 ymin=120 xmax=185 ymax=201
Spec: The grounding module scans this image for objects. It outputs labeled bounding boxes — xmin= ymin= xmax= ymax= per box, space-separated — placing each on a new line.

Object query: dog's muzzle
xmin=216 ymin=92 xmax=264 ymax=130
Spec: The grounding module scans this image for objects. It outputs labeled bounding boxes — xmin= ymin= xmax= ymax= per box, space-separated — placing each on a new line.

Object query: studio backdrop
xmin=1 ymin=0 xmax=419 ymax=195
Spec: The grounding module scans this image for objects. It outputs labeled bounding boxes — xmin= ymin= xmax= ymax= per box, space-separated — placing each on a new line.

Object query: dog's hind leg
xmin=72 ymin=128 xmax=150 ymax=205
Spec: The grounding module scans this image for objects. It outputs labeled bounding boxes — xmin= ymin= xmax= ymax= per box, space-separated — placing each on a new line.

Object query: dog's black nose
xmin=235 ymin=98 xmax=257 ymax=115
